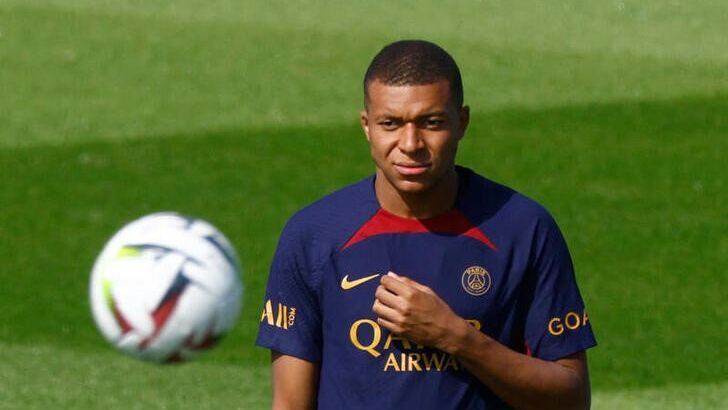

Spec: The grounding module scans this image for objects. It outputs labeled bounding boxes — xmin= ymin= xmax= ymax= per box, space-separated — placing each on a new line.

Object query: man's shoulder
xmin=281 ymin=175 xmax=379 ymax=246
xmin=459 ymin=167 xmax=553 ymax=226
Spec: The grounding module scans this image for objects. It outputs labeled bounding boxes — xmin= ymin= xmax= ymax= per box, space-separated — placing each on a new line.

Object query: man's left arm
xmin=373 ymin=272 xmax=590 ymax=410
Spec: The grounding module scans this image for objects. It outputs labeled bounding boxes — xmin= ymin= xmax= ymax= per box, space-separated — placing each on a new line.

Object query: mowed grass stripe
xmin=2 ymin=96 xmax=725 ymax=389
xmin=592 ymin=382 xmax=728 ymax=410
xmin=0 ymin=122 xmax=372 ymax=366
xmin=0 ymin=342 xmax=271 ymax=409
xmin=7 ymin=0 xmax=728 ymax=63
xmin=2 ymin=4 xmax=728 ymax=147
xmin=1 ymin=342 xmax=725 ymax=410
xmin=465 ymin=97 xmax=727 ymax=389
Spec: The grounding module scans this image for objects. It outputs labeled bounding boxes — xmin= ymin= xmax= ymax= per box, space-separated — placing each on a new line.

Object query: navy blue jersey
xmin=256 ymin=167 xmax=596 ymax=409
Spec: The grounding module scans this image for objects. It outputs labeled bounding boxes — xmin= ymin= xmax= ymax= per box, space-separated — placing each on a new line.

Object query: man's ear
xmin=458 ymin=105 xmax=470 ymax=140
xmin=360 ymin=109 xmax=371 ymax=142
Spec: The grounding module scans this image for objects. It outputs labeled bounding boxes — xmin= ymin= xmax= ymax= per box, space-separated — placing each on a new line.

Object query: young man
xmin=256 ymin=40 xmax=596 ymax=410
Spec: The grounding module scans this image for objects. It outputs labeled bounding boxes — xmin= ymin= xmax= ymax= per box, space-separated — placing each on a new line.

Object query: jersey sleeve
xmin=255 ymin=222 xmax=322 ymax=362
xmin=523 ymin=214 xmax=596 ymax=360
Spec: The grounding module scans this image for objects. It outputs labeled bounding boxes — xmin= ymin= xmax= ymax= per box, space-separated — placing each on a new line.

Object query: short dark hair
xmin=363 ymin=40 xmax=463 ymax=107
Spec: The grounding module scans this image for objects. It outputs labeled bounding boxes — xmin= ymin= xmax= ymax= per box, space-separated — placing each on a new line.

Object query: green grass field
xmin=1 ymin=1 xmax=726 ymax=408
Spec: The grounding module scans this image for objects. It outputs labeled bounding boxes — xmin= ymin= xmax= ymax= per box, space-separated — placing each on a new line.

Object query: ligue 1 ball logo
xmin=461 ymin=266 xmax=491 ymax=296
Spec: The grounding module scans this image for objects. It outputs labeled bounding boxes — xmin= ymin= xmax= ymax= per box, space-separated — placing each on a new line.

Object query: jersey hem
xmin=536 ymin=340 xmax=598 ymax=361
xmin=255 ymin=339 xmax=321 ymax=364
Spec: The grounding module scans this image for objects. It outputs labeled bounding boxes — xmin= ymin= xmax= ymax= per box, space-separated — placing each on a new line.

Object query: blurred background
xmin=1 ymin=1 xmax=726 ymax=408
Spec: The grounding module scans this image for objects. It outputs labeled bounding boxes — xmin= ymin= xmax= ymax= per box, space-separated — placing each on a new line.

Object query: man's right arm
xmin=271 ymin=351 xmax=320 ymax=410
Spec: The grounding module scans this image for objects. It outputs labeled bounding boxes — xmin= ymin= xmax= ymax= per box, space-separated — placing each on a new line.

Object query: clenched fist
xmin=372 ymin=271 xmax=468 ymax=354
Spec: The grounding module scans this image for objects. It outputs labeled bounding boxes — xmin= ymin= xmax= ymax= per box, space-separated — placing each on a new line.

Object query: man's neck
xmin=375 ymin=168 xmax=459 ymax=219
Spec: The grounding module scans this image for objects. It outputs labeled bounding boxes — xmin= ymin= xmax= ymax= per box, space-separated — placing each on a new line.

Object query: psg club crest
xmin=461 ymin=266 xmax=491 ymax=296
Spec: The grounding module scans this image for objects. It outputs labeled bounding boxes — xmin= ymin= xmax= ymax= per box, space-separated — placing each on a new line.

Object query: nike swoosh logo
xmin=341 ymin=273 xmax=381 ymax=290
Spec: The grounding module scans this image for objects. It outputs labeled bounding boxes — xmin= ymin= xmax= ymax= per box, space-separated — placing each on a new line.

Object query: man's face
xmin=361 ymin=79 xmax=469 ymax=195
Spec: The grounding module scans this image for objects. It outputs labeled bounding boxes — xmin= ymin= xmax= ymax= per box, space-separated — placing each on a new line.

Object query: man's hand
xmin=372 ymin=271 xmax=467 ymax=352
xmin=372 ymin=271 xmax=590 ymax=410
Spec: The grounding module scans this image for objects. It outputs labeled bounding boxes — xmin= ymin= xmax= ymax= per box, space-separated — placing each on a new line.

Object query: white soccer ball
xmin=89 ymin=212 xmax=243 ymax=363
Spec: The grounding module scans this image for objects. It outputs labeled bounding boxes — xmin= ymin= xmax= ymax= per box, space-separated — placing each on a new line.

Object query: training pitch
xmin=1 ymin=1 xmax=726 ymax=408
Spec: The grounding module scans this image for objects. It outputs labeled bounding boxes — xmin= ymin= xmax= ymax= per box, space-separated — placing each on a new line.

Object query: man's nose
xmin=398 ymin=122 xmax=424 ymax=154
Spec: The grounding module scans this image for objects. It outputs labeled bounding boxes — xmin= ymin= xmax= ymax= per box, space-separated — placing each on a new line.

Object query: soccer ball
xmin=89 ymin=212 xmax=243 ymax=363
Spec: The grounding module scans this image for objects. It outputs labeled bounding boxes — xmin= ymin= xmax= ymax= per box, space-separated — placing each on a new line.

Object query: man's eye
xmin=379 ymin=120 xmax=397 ymax=129
xmin=425 ymin=119 xmax=444 ymax=128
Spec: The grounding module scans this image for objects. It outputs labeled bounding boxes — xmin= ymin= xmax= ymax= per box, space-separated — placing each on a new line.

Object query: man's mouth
xmin=393 ymin=163 xmax=430 ymax=176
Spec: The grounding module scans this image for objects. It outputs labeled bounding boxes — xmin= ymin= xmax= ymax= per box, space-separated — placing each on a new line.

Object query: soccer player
xmin=256 ymin=40 xmax=596 ymax=409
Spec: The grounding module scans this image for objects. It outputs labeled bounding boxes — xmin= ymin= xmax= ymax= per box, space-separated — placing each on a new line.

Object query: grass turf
xmin=2 ymin=342 xmax=726 ymax=410
xmin=2 ymin=1 xmax=728 ymax=147
xmin=1 ymin=0 xmax=726 ymax=408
